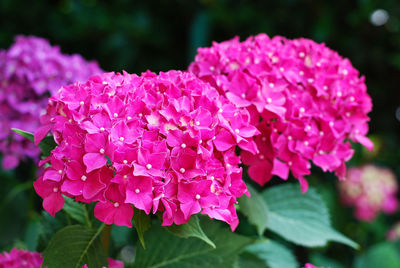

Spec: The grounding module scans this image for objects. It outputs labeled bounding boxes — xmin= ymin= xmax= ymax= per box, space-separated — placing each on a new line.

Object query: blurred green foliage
xmin=1 ymin=0 xmax=400 ymax=267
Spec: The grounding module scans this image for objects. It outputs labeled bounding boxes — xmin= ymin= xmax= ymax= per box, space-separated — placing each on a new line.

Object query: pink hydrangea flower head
xmin=0 ymin=35 xmax=103 ymax=169
xmin=0 ymin=248 xmax=43 ymax=268
xmin=35 ymin=70 xmax=257 ymax=230
xmin=339 ymin=164 xmax=398 ymax=221
xmin=189 ymin=34 xmax=373 ymax=192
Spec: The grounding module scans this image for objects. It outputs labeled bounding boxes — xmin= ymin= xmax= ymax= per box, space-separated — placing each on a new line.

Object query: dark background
xmin=1 ymin=0 xmax=400 ymax=266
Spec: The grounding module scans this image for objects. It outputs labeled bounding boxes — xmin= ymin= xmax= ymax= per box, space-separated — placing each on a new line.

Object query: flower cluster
xmin=0 ymin=248 xmax=43 ymax=268
xmin=0 ymin=35 xmax=102 ymax=169
xmin=0 ymin=248 xmax=123 ymax=268
xmin=339 ymin=165 xmax=398 ymax=221
xmin=34 ymin=70 xmax=258 ymax=230
xmin=189 ymin=34 xmax=373 ymax=192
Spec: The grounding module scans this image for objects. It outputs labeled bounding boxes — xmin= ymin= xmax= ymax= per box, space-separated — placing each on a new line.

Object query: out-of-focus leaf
xmin=244 ymin=240 xmax=298 ymax=268
xmin=238 ymin=185 xmax=268 ymax=236
xmin=133 ymin=218 xmax=253 ymax=268
xmin=263 ymin=184 xmax=358 ymax=248
xmin=132 ymin=207 xmax=151 ymax=249
xmin=42 ymin=225 xmax=107 ymax=268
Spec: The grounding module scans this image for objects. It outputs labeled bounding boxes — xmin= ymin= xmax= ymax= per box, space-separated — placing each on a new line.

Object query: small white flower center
xmin=267 ymin=97 xmax=272 ymax=104
xmin=114 ymin=202 xmax=119 ymax=208
xmin=319 ymin=131 xmax=324 ymax=136
xmin=146 ymin=164 xmax=152 ymax=170
xmin=195 ymin=121 xmax=200 ymax=126
xmin=81 ymin=175 xmax=87 ymax=181
xmin=323 ymin=85 xmax=328 ymax=91
xmin=235 ymin=129 xmax=240 ymax=134
xmin=304 ymin=141 xmax=309 ymax=146
xmin=135 ymin=188 xmax=140 ymax=194
xmin=80 ymin=101 xmax=84 ymax=106
xmin=299 ymin=107 xmax=305 ymax=113
xmin=123 ymin=175 xmax=128 ymax=179
xmin=329 ymin=121 xmax=334 ymax=127
xmin=58 ymin=170 xmax=63 ymax=174
xmin=123 ymin=160 xmax=128 ymax=164
xmin=53 ymin=187 xmax=58 ymax=192
xmin=119 ymin=137 xmax=125 ymax=142
xmin=337 ymin=91 xmax=342 ymax=97
xmin=299 ymin=52 xmax=305 ymax=58
xmin=180 ymin=168 xmax=186 ymax=173
xmin=299 ymin=71 xmax=304 ymax=76
xmin=181 ymin=143 xmax=186 ymax=148
xmin=241 ymin=93 xmax=246 ymax=98
xmin=100 ymin=127 xmax=105 ymax=132
xmin=195 ymin=194 xmax=201 ymax=200
xmin=288 ymin=136 xmax=292 ymax=140
xmin=113 ymin=113 xmax=118 ymax=117
xmin=269 ymin=83 xmax=274 ymax=88
xmin=99 ymin=148 xmax=105 ymax=154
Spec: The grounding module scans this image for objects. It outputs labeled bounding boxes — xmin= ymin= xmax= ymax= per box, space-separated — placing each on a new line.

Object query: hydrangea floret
xmin=339 ymin=164 xmax=398 ymax=221
xmin=0 ymin=35 xmax=102 ymax=169
xmin=189 ymin=34 xmax=373 ymax=192
xmin=34 ymin=70 xmax=258 ymax=230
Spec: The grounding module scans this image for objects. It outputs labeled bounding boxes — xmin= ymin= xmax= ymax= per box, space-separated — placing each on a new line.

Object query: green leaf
xmin=133 ymin=207 xmax=151 ymax=249
xmin=11 ymin=128 xmax=57 ymax=157
xmin=39 ymin=135 xmax=57 ymax=157
xmin=166 ymin=215 xmax=216 ymax=248
xmin=235 ymin=252 xmax=269 ymax=268
xmin=133 ymin=218 xmax=253 ymax=268
xmin=63 ymin=196 xmax=90 ymax=227
xmin=244 ymin=240 xmax=298 ymax=268
xmin=42 ymin=224 xmax=107 ymax=268
xmin=11 ymin=128 xmax=34 ymax=142
xmin=24 ymin=218 xmax=41 ymax=251
xmin=354 ymin=242 xmax=400 ymax=268
xmin=238 ymin=184 xmax=268 ymax=236
xmin=262 ymin=184 xmax=358 ymax=248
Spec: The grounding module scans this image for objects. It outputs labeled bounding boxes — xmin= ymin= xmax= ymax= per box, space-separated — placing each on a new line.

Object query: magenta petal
xmin=61 ymin=179 xmax=84 ymax=196
xmin=43 ymin=192 xmax=64 ymax=216
xmin=114 ymin=204 xmax=133 ymax=227
xmin=180 ymin=201 xmax=201 ymax=220
xmin=94 ymin=202 xmax=115 ymax=225
xmin=34 ymin=124 xmax=52 ymax=145
xmin=271 ymin=158 xmax=289 ymax=180
xmin=248 ymin=161 xmax=272 ymax=186
xmin=83 ymin=153 xmax=107 ymax=173
xmin=213 ymin=129 xmax=235 ymax=151
xmin=43 ymin=169 xmax=62 ymax=182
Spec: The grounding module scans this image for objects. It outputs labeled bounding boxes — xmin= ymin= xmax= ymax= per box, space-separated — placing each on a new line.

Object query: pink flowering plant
xmin=189 ymin=34 xmax=373 ymax=192
xmin=0 ymin=35 xmax=102 ymax=170
xmin=9 ymin=34 xmax=375 ymax=268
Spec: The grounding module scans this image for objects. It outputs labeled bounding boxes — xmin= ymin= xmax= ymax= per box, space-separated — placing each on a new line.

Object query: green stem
xmin=101 ymin=224 xmax=112 ymax=255
xmin=83 ymin=204 xmax=92 ymax=229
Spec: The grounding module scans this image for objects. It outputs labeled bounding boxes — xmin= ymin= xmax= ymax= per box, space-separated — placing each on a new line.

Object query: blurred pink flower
xmin=339 ymin=164 xmax=398 ymax=221
xmin=0 ymin=35 xmax=102 ymax=169
xmin=0 ymin=248 xmax=43 ymax=268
